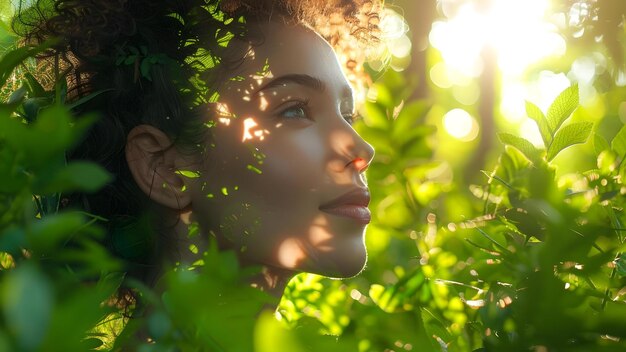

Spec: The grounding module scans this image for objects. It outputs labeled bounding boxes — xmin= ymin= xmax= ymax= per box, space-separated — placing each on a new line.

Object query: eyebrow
xmin=256 ymin=74 xmax=326 ymax=95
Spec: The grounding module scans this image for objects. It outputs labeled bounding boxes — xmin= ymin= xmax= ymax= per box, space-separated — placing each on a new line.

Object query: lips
xmin=319 ymin=188 xmax=371 ymax=224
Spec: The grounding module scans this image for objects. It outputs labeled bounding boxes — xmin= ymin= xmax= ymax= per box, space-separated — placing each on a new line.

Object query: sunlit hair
xmin=221 ymin=0 xmax=382 ymax=96
xmin=12 ymin=0 xmax=382 ymax=306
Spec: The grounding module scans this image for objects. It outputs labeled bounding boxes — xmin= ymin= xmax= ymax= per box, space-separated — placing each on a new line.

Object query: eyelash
xmin=278 ymin=99 xmax=357 ymax=125
xmin=344 ymin=112 xmax=359 ymax=125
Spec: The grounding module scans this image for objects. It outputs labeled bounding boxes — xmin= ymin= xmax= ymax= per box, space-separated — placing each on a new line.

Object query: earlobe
xmin=126 ymin=125 xmax=192 ymax=210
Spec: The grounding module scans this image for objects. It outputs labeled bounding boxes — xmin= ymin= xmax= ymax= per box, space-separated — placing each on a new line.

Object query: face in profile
xmin=181 ymin=22 xmax=374 ymax=278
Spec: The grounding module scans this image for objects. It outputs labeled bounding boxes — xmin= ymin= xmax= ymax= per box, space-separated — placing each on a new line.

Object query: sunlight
xmin=242 ymin=117 xmax=270 ymax=142
xmin=308 ymin=215 xmax=332 ymax=251
xmin=242 ymin=118 xmax=258 ymax=142
xmin=432 ymin=0 xmax=565 ymax=77
xmin=432 ymin=0 xmax=572 ymax=139
xmin=277 ymin=238 xmax=307 ymax=269
xmin=520 ymin=118 xmax=544 ymax=147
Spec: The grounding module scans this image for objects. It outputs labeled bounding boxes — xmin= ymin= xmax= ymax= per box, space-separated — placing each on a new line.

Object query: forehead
xmin=219 ymin=21 xmax=352 ymax=97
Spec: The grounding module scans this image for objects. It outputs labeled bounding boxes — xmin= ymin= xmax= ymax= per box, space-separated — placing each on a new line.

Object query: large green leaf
xmin=526 ymin=100 xmax=551 ymax=146
xmin=498 ymin=132 xmax=541 ymax=163
xmin=546 ymin=121 xmax=592 ymax=161
xmin=546 ymin=84 xmax=579 ymax=132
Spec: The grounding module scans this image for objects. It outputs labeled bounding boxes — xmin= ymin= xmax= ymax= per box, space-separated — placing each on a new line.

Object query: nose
xmin=326 ymin=115 xmax=375 ymax=186
xmin=346 ymin=129 xmax=375 ymax=174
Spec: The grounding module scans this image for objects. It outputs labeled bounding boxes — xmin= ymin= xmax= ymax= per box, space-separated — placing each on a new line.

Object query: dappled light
xmin=307 ymin=215 xmax=333 ymax=251
xmin=277 ymin=238 xmax=307 ymax=269
xmin=241 ymin=117 xmax=270 ymax=142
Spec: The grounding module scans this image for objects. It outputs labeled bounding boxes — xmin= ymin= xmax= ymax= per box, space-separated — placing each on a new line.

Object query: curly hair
xmin=13 ymin=0 xmax=382 ymax=293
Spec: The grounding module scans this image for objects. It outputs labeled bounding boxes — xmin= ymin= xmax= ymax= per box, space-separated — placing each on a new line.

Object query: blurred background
xmin=366 ymin=0 xmax=625 ymax=181
xmin=368 ymin=0 xmax=626 ymax=179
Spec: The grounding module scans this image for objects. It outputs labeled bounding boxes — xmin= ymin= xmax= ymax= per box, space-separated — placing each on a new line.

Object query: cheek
xmin=190 ymin=126 xmax=327 ymax=241
xmin=256 ymin=131 xmax=327 ymax=198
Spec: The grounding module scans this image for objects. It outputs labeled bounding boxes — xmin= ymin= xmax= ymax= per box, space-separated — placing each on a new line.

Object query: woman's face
xmin=186 ymin=22 xmax=374 ymax=278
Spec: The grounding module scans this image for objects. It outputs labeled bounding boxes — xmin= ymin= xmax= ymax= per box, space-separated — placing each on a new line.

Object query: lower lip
xmin=320 ymin=205 xmax=371 ymax=224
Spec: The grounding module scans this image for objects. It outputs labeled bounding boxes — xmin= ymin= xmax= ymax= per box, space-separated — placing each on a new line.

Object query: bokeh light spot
xmin=443 ymin=108 xmax=479 ymax=141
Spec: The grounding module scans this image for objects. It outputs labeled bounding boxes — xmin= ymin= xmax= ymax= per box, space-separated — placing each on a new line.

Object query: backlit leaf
xmin=498 ymin=133 xmax=541 ymax=163
xmin=175 ymin=169 xmax=201 ymax=178
xmin=525 ymin=100 xmax=551 ymax=145
xmin=546 ymin=84 xmax=578 ymax=132
xmin=546 ymin=122 xmax=592 ymax=161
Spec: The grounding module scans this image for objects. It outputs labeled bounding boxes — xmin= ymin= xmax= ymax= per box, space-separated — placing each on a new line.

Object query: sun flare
xmin=430 ymin=0 xmax=571 ymax=141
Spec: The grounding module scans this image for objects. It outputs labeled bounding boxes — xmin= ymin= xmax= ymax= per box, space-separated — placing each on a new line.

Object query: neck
xmin=169 ymin=209 xmax=295 ymax=303
xmin=247 ymin=264 xmax=295 ymax=300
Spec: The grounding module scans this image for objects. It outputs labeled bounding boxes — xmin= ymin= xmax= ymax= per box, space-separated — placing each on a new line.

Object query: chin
xmin=310 ymin=247 xmax=368 ymax=279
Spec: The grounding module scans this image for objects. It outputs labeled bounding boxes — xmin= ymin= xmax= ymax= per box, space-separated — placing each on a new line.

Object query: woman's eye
xmin=279 ymin=102 xmax=309 ymax=120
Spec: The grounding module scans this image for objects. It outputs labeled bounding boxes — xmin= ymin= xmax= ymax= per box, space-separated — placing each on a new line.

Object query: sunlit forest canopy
xmin=371 ymin=0 xmax=625 ymax=177
xmin=0 ymin=0 xmax=626 ymax=351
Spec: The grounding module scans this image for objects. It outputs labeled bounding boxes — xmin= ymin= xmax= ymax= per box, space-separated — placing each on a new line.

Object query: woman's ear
xmin=126 ymin=125 xmax=193 ymax=210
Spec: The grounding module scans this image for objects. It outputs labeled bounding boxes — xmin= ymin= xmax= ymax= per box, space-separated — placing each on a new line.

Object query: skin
xmin=126 ymin=21 xmax=374 ymax=297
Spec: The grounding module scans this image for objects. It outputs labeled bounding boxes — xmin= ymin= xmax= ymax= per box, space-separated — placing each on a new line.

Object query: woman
xmin=17 ymin=0 xmax=379 ymax=304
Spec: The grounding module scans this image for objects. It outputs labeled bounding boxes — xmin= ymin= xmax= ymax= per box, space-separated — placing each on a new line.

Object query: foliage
xmin=0 ymin=43 xmax=121 ymax=351
xmin=1 ymin=3 xmax=626 ymax=352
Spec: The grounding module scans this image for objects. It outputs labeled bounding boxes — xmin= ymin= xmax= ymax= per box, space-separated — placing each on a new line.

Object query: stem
xmin=601 ymin=207 xmax=624 ymax=311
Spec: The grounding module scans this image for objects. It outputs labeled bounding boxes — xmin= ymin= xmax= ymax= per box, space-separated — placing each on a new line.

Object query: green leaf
xmin=2 ymin=264 xmax=53 ymax=351
xmin=498 ymin=133 xmax=540 ymax=163
xmin=22 ymin=97 xmax=52 ymax=123
xmin=392 ymin=101 xmax=430 ymax=141
xmin=610 ymin=125 xmax=626 ymax=158
xmin=546 ymin=122 xmax=592 ymax=161
xmin=525 ymin=100 xmax=551 ymax=145
xmin=175 ymin=169 xmax=201 ymax=178
xmin=37 ymin=161 xmax=112 ymax=194
xmin=593 ymin=133 xmax=611 ymax=156
xmin=23 ymin=72 xmax=47 ymax=97
xmin=0 ymin=226 xmax=26 ymax=256
xmin=363 ymin=101 xmax=389 ymax=130
xmin=6 ymin=85 xmax=26 ymax=105
xmin=27 ymin=212 xmax=85 ymax=252
xmin=546 ymin=84 xmax=579 ymax=132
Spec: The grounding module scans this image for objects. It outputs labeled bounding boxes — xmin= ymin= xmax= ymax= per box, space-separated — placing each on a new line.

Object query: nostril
xmin=351 ymin=157 xmax=369 ymax=173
